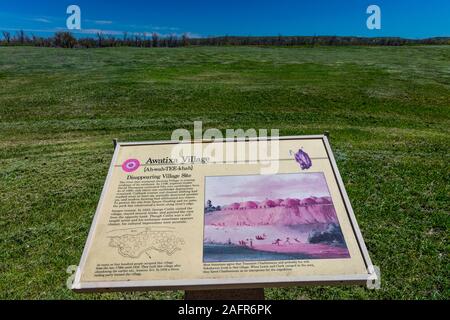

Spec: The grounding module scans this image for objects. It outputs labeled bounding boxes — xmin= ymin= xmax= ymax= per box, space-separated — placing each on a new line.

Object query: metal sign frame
xmin=72 ymin=135 xmax=376 ymax=292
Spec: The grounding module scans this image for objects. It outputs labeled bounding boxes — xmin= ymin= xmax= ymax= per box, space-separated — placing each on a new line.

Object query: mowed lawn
xmin=0 ymin=46 xmax=448 ymax=300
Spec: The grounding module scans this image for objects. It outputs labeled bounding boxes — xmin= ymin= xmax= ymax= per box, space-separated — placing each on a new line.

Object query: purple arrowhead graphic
xmin=295 ymin=149 xmax=312 ymax=170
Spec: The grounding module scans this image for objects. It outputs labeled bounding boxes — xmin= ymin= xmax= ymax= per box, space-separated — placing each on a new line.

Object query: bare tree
xmin=182 ymin=33 xmax=189 ymax=46
xmin=96 ymin=32 xmax=104 ymax=47
xmin=53 ymin=32 xmax=77 ymax=48
xmin=152 ymin=32 xmax=159 ymax=47
xmin=17 ymin=30 xmax=25 ymax=45
xmin=2 ymin=31 xmax=11 ymax=45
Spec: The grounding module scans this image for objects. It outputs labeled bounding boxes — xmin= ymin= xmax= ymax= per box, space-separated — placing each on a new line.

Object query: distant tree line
xmin=1 ymin=31 xmax=449 ymax=48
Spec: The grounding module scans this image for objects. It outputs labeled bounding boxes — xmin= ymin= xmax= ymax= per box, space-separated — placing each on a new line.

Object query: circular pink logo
xmin=122 ymin=159 xmax=140 ymax=173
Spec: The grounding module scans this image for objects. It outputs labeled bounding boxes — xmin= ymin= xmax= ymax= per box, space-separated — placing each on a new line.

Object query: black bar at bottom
xmin=185 ymin=288 xmax=265 ymax=300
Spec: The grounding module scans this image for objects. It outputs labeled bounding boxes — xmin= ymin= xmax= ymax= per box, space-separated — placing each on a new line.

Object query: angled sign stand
xmin=72 ymin=135 xmax=376 ymax=292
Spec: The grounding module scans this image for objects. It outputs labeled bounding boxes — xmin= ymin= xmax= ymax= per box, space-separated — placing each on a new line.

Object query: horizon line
xmin=0 ymin=28 xmax=449 ymax=41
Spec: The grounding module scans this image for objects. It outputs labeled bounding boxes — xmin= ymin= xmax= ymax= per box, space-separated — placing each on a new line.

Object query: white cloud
xmin=0 ymin=27 xmax=56 ymax=34
xmin=92 ymin=20 xmax=113 ymax=25
xmin=32 ymin=18 xmax=51 ymax=23
xmin=184 ymin=32 xmax=202 ymax=38
xmin=152 ymin=26 xmax=179 ymax=31
xmin=71 ymin=28 xmax=124 ymax=36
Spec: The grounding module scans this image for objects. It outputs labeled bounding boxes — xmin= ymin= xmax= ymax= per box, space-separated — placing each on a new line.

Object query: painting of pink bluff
xmin=203 ymin=173 xmax=350 ymax=262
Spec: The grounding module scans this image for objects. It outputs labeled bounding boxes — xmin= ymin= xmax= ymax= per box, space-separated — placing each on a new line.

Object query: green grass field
xmin=0 ymin=46 xmax=449 ymax=300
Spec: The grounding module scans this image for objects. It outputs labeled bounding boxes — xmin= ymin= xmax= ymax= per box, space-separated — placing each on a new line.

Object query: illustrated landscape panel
xmin=203 ymin=173 xmax=350 ymax=262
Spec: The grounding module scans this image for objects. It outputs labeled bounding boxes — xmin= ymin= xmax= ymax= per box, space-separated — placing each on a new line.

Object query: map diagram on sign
xmin=108 ymin=227 xmax=185 ymax=259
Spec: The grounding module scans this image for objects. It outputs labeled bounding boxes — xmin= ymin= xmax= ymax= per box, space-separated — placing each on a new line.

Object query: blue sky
xmin=0 ymin=0 xmax=449 ymax=39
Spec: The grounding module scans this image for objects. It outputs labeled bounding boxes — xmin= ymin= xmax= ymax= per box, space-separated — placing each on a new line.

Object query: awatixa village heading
xmin=146 ymin=156 xmax=210 ymax=165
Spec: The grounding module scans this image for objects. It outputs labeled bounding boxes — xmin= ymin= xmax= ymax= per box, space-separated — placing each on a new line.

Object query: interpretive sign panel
xmin=72 ymin=135 xmax=375 ymax=292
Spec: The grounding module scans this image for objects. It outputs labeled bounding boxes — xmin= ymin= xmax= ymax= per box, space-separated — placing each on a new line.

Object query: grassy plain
xmin=0 ymin=46 xmax=449 ymax=299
